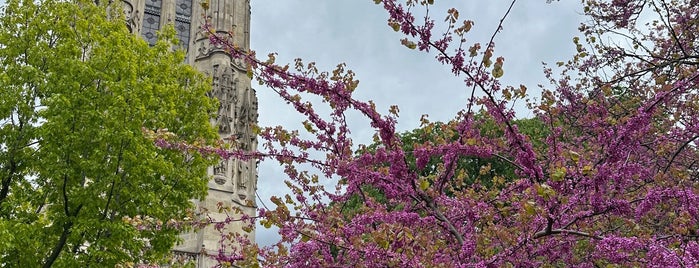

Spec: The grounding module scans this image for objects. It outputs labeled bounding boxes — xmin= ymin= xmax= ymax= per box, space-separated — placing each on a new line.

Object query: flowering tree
xmin=170 ymin=0 xmax=699 ymax=266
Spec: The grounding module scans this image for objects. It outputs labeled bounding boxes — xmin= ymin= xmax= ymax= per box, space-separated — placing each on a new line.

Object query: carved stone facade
xmin=122 ymin=0 xmax=256 ymax=266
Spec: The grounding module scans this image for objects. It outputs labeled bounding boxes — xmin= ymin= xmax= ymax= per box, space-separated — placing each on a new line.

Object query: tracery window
xmin=175 ymin=0 xmax=192 ymax=52
xmin=141 ymin=0 xmax=162 ymax=46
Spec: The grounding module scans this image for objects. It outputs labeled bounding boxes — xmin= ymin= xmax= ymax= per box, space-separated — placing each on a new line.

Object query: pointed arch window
xmin=175 ymin=0 xmax=192 ymax=52
xmin=141 ymin=0 xmax=162 ymax=46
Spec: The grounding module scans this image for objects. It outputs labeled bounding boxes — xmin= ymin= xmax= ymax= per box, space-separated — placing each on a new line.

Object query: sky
xmin=248 ymin=0 xmax=585 ymax=246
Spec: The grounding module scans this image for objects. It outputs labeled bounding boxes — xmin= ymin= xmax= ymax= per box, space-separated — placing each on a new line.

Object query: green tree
xmin=361 ymin=112 xmax=548 ymax=186
xmin=342 ymin=112 xmax=548 ymax=217
xmin=0 ymin=0 xmax=217 ymax=266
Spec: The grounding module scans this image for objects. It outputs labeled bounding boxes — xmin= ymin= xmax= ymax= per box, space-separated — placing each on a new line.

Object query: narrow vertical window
xmin=141 ymin=0 xmax=162 ymax=46
xmin=175 ymin=0 xmax=192 ymax=52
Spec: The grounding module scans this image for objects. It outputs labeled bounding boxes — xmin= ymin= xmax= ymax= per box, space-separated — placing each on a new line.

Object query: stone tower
xmin=122 ymin=0 xmax=258 ymax=266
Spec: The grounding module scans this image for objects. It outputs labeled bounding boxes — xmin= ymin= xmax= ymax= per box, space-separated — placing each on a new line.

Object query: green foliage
xmin=0 ymin=0 xmax=217 ymax=266
xmin=341 ymin=112 xmax=548 ymax=216
xmin=364 ymin=112 xmax=548 ymax=189
xmin=340 ymin=185 xmax=389 ymax=218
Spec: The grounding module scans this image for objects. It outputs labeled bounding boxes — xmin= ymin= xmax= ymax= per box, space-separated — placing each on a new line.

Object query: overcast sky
xmin=248 ymin=0 xmax=584 ymax=246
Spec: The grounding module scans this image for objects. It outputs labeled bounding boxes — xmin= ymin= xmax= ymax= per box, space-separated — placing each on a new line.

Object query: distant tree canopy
xmin=386 ymin=113 xmax=548 ymax=187
xmin=341 ymin=113 xmax=549 ymax=216
xmin=0 ymin=0 xmax=217 ymax=266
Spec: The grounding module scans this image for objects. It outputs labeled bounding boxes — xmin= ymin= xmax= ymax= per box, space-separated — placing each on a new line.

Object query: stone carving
xmin=229 ymin=86 xmax=258 ymax=199
xmin=207 ymin=63 xmax=257 ymax=195
xmin=236 ymin=162 xmax=246 ymax=189
xmin=212 ymin=160 xmax=227 ymax=185
xmin=208 ymin=65 xmax=238 ymax=135
xmin=231 ymin=57 xmax=246 ymax=71
xmin=213 ymin=161 xmax=226 ymax=175
xmin=195 ymin=40 xmax=209 ymax=58
xmin=233 ymin=87 xmax=258 ymax=151
xmin=236 ymin=163 xmax=247 ymax=200
xmin=122 ymin=1 xmax=133 ymax=20
xmin=171 ymin=250 xmax=199 ymax=266
xmin=235 ymin=159 xmax=258 ymax=198
xmin=195 ymin=37 xmax=227 ymax=59
xmin=121 ymin=1 xmax=140 ymax=33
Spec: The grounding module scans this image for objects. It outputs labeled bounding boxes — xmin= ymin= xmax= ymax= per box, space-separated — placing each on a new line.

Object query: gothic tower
xmin=122 ymin=0 xmax=257 ymax=266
